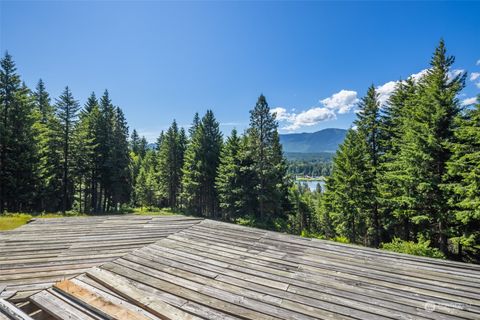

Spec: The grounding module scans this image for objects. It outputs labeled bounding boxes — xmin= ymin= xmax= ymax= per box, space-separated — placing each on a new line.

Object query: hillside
xmin=280 ymin=128 xmax=347 ymax=153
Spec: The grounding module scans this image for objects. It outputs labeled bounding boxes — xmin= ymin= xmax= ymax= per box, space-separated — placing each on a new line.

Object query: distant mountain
xmin=280 ymin=128 xmax=347 ymax=153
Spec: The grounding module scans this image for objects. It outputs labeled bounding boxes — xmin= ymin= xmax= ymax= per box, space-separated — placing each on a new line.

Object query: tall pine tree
xmin=247 ymin=94 xmax=289 ymax=222
xmin=55 ymin=86 xmax=81 ymax=213
xmin=388 ymin=40 xmax=466 ymax=253
xmin=445 ymin=95 xmax=480 ymax=258
xmin=181 ymin=111 xmax=222 ymax=217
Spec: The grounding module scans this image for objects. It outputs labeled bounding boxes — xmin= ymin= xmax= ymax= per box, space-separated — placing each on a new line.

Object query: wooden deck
xmin=0 ymin=215 xmax=202 ymax=302
xmin=1 ymin=217 xmax=480 ymax=319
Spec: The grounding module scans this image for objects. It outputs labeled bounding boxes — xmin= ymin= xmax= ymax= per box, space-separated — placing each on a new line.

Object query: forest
xmin=0 ymin=40 xmax=479 ymax=262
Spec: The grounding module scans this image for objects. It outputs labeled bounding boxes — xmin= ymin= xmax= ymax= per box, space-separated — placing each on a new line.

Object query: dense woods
xmin=0 ymin=40 xmax=479 ymax=262
xmin=321 ymin=40 xmax=480 ymax=261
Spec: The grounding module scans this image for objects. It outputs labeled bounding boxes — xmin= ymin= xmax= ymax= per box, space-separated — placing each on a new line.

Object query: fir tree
xmin=445 ymin=95 xmax=480 ymax=258
xmin=135 ymin=150 xmax=160 ymax=208
xmin=110 ymin=107 xmax=131 ymax=209
xmin=32 ymin=79 xmax=63 ymax=211
xmin=388 ymin=40 xmax=466 ymax=252
xmin=130 ymin=129 xmax=140 ymax=155
xmin=247 ymin=94 xmax=289 ymax=222
xmin=55 ymin=86 xmax=81 ymax=213
xmin=216 ymin=128 xmax=243 ymax=221
xmin=181 ymin=110 xmax=222 ymax=217
xmin=325 ymin=129 xmax=368 ymax=243
xmin=98 ymin=90 xmax=115 ymax=212
xmin=354 ymin=85 xmax=382 ymax=247
xmin=158 ymin=120 xmax=186 ymax=209
xmin=33 ymin=79 xmax=53 ymax=123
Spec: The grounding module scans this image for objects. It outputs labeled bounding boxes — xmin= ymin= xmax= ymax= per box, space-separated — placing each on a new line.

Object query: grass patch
xmin=0 ymin=211 xmax=88 ymax=231
xmin=132 ymin=207 xmax=180 ymax=216
xmin=0 ymin=214 xmax=32 ymax=231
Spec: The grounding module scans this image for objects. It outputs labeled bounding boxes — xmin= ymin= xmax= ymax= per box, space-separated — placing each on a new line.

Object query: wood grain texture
xmin=0 ymin=215 xmax=202 ymax=301
xmin=2 ymin=218 xmax=480 ymax=319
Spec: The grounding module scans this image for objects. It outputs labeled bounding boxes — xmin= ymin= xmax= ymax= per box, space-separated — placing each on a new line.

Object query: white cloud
xmin=376 ymin=81 xmax=398 ymax=106
xmin=320 ymin=90 xmax=359 ymax=114
xmin=375 ymin=69 xmax=429 ymax=107
xmin=477 ymin=59 xmax=480 ymax=66
xmin=411 ymin=69 xmax=429 ymax=82
xmin=272 ymin=90 xmax=357 ymax=131
xmin=274 ymin=67 xmax=470 ymax=132
xmin=271 ymin=107 xmax=295 ymax=122
xmin=477 ymin=82 xmax=480 ymax=89
xmin=462 ymin=97 xmax=477 ymax=106
xmin=283 ymin=107 xmax=336 ymax=131
xmin=470 ymin=72 xmax=480 ymax=81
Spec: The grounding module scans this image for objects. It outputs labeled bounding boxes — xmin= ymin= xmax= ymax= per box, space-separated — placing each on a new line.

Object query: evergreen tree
xmin=216 ymin=128 xmax=243 ymax=221
xmin=387 ymin=40 xmax=465 ymax=253
xmin=354 ymin=85 xmax=382 ymax=247
xmin=98 ymin=90 xmax=115 ymax=212
xmin=158 ymin=120 xmax=186 ymax=209
xmin=0 ymin=54 xmax=39 ymax=212
xmin=130 ymin=129 xmax=141 ymax=155
xmin=32 ymin=79 xmax=63 ymax=212
xmin=55 ymin=86 xmax=81 ymax=213
xmin=181 ymin=110 xmax=222 ymax=217
xmin=445 ymin=96 xmax=480 ymax=258
xmin=247 ymin=94 xmax=289 ymax=222
xmin=135 ymin=150 xmax=160 ymax=208
xmin=0 ymin=52 xmax=20 ymax=212
xmin=325 ymin=129 xmax=368 ymax=243
xmin=72 ymin=95 xmax=100 ymax=213
xmin=110 ymin=107 xmax=131 ymax=210
xmin=379 ymin=79 xmax=418 ymax=240
xmin=33 ymin=79 xmax=53 ymax=123
xmin=155 ymin=132 xmax=164 ymax=152
xmin=189 ymin=112 xmax=200 ymax=137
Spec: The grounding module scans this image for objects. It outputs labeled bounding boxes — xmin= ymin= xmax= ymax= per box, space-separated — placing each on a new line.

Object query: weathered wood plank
xmin=87 ymin=267 xmax=204 ymax=320
xmin=53 ymin=279 xmax=150 ymax=320
xmin=0 ymin=298 xmax=34 ymax=320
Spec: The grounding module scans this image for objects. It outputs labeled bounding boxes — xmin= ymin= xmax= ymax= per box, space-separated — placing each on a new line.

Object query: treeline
xmin=0 ymin=53 xmax=130 ymax=213
xmin=0 ymin=55 xmax=292 ymax=227
xmin=316 ymin=40 xmax=480 ymax=260
xmin=1 ymin=40 xmax=479 ymax=262
xmin=131 ymin=95 xmax=292 ymax=225
xmin=287 ymin=160 xmax=332 ymax=177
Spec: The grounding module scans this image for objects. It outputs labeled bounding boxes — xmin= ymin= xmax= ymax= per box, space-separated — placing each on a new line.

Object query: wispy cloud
xmin=470 ymin=72 xmax=480 ymax=81
xmin=477 ymin=59 xmax=480 ymax=66
xmin=462 ymin=97 xmax=477 ymax=106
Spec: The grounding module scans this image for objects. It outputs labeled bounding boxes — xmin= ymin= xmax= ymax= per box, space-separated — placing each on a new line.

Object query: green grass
xmin=0 ymin=212 xmax=89 ymax=231
xmin=0 ymin=208 xmax=182 ymax=232
xmin=0 ymin=214 xmax=32 ymax=231
xmin=132 ymin=207 xmax=179 ymax=216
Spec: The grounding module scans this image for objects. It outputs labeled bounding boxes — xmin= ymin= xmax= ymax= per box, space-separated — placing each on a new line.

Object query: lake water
xmin=296 ymin=179 xmax=325 ymax=192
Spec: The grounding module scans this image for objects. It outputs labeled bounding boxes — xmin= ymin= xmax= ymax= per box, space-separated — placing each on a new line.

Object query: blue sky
xmin=1 ymin=1 xmax=479 ymax=141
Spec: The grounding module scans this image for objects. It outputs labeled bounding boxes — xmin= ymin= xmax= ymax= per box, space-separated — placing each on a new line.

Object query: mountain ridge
xmin=279 ymin=128 xmax=347 ymax=153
